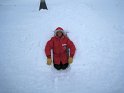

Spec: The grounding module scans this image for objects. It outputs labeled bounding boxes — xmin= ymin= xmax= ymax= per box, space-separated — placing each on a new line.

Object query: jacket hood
xmin=54 ymin=27 xmax=65 ymax=36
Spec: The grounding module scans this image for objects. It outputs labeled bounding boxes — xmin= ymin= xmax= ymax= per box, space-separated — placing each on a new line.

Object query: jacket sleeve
xmin=45 ymin=37 xmax=53 ymax=58
xmin=67 ymin=39 xmax=76 ymax=57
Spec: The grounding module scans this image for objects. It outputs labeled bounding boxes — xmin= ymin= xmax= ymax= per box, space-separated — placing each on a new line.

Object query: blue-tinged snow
xmin=0 ymin=0 xmax=124 ymax=93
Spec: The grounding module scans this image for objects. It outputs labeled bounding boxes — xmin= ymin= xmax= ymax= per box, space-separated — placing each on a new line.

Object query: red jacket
xmin=45 ymin=36 xmax=76 ymax=64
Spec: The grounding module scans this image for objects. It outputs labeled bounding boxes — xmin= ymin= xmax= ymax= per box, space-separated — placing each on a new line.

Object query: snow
xmin=0 ymin=0 xmax=124 ymax=93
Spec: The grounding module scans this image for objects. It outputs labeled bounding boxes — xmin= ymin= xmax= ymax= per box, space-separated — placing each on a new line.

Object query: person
xmin=45 ymin=27 xmax=76 ymax=70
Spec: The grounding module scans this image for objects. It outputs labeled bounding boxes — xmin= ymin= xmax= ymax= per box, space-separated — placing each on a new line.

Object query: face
xmin=57 ymin=31 xmax=63 ymax=37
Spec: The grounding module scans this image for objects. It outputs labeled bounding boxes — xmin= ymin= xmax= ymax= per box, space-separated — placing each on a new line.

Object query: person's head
xmin=56 ymin=31 xmax=63 ymax=37
xmin=55 ymin=27 xmax=65 ymax=38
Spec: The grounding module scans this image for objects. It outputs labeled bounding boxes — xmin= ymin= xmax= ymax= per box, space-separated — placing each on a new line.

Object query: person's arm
xmin=67 ymin=39 xmax=76 ymax=57
xmin=45 ymin=37 xmax=53 ymax=58
xmin=67 ymin=39 xmax=76 ymax=64
xmin=45 ymin=38 xmax=54 ymax=65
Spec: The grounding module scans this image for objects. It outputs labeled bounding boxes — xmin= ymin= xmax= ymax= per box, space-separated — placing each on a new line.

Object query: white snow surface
xmin=0 ymin=0 xmax=124 ymax=93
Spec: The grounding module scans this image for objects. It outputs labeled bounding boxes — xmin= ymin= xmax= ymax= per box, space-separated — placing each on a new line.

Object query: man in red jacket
xmin=45 ymin=27 xmax=76 ymax=70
